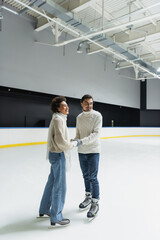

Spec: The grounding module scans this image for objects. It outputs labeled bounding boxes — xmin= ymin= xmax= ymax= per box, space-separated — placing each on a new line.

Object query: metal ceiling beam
xmin=18 ymin=0 xmax=38 ymax=14
xmin=71 ymin=0 xmax=93 ymax=13
xmin=93 ymin=1 xmax=160 ymax=32
xmin=13 ymin=0 xmax=160 ymax=79
xmin=134 ymin=0 xmax=157 ymax=26
xmin=54 ymin=11 xmax=160 ymax=46
xmin=13 ymin=0 xmax=81 ymax=35
xmin=114 ymin=21 xmax=160 ymax=44
xmin=1 ymin=1 xmax=36 ymax=23
xmin=62 ymin=0 xmax=93 ymax=12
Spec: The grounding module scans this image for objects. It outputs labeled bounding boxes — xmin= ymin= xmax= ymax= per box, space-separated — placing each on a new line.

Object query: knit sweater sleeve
xmin=75 ymin=118 xmax=80 ymax=139
xmin=54 ymin=118 xmax=74 ymax=151
xmin=81 ymin=113 xmax=102 ymax=145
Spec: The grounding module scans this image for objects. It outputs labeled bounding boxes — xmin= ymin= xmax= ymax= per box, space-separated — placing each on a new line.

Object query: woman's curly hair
xmin=51 ymin=96 xmax=66 ymax=113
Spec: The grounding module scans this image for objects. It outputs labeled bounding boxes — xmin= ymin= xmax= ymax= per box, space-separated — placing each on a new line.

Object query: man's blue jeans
xmin=39 ymin=152 xmax=66 ymax=223
xmin=79 ymin=153 xmax=100 ymax=199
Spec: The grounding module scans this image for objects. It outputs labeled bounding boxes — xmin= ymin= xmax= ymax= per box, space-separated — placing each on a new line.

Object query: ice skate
xmin=36 ymin=213 xmax=50 ymax=219
xmin=79 ymin=192 xmax=92 ymax=211
xmin=48 ymin=219 xmax=70 ymax=228
xmin=87 ymin=200 xmax=99 ymax=220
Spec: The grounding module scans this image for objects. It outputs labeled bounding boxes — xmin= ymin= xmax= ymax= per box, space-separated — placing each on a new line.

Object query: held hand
xmin=71 ymin=139 xmax=82 ymax=147
xmin=75 ymin=139 xmax=82 ymax=147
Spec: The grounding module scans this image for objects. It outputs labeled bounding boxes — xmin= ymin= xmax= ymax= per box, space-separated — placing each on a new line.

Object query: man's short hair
xmin=81 ymin=94 xmax=93 ymax=103
xmin=51 ymin=96 xmax=66 ymax=113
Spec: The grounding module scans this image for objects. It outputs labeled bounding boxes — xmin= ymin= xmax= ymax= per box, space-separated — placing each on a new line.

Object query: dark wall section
xmin=140 ymin=80 xmax=146 ymax=110
xmin=94 ymin=102 xmax=139 ymax=127
xmin=0 ymin=86 xmax=140 ymax=127
xmin=140 ymin=80 xmax=160 ymax=127
xmin=140 ymin=110 xmax=160 ymax=127
xmin=0 ymin=87 xmax=55 ymax=127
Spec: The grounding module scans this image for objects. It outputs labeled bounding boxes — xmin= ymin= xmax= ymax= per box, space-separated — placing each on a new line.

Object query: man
xmin=74 ymin=94 xmax=102 ymax=218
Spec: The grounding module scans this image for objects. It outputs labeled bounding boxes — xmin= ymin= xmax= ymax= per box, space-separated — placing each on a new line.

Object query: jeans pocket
xmin=49 ymin=152 xmax=60 ymax=164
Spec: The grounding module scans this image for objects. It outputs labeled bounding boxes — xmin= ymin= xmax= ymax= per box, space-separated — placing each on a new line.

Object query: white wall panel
xmin=0 ymin=12 xmax=140 ymax=108
xmin=147 ymin=79 xmax=160 ymax=109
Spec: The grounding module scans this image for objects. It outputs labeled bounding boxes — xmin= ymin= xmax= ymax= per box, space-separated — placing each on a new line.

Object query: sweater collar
xmin=82 ymin=109 xmax=94 ymax=116
xmin=53 ymin=112 xmax=67 ymax=121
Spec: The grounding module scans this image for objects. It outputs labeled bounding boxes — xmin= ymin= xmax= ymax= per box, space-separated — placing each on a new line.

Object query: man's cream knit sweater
xmin=75 ymin=109 xmax=102 ymax=154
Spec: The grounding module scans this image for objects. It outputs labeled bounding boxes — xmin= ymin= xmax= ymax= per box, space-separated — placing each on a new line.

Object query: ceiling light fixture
xmin=77 ymin=43 xmax=83 ymax=53
xmin=86 ymin=44 xmax=90 ymax=54
xmin=77 ymin=41 xmax=90 ymax=54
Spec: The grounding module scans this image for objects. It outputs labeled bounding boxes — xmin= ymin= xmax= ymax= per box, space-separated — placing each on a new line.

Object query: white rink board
xmin=0 ymin=127 xmax=160 ymax=146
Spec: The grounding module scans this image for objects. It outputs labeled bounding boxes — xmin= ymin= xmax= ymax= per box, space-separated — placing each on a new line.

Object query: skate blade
xmin=36 ymin=216 xmax=50 ymax=219
xmin=87 ymin=216 xmax=95 ymax=222
xmin=87 ymin=216 xmax=96 ymax=222
xmin=79 ymin=204 xmax=91 ymax=212
xmin=87 ymin=213 xmax=98 ymax=222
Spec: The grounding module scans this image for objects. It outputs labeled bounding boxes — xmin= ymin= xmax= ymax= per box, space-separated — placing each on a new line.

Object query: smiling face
xmin=81 ymin=98 xmax=93 ymax=112
xmin=58 ymin=101 xmax=69 ymax=115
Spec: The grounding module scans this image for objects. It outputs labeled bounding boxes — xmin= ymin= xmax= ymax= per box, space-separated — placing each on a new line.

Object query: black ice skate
xmin=49 ymin=219 xmax=70 ymax=228
xmin=79 ymin=193 xmax=92 ymax=210
xmin=37 ymin=213 xmax=50 ymax=219
xmin=87 ymin=201 xmax=99 ymax=219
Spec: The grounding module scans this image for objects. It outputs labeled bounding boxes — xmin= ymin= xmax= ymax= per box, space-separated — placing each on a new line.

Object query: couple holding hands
xmin=39 ymin=94 xmax=102 ymax=227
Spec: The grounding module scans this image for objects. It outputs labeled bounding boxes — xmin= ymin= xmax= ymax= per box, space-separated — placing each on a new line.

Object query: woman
xmin=39 ymin=96 xmax=81 ymax=226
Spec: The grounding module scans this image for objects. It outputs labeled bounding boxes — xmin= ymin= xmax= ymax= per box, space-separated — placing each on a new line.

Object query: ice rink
xmin=0 ymin=136 xmax=160 ymax=240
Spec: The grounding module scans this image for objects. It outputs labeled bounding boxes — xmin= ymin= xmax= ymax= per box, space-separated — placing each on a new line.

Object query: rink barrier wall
xmin=0 ymin=127 xmax=160 ymax=148
xmin=101 ymin=135 xmax=160 ymax=139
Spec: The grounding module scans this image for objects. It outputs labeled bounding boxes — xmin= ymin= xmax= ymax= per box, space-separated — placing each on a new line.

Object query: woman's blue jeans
xmin=39 ymin=152 xmax=66 ymax=223
xmin=79 ymin=153 xmax=100 ymax=199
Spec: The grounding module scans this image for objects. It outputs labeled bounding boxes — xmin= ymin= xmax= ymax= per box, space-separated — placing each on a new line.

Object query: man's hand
xmin=71 ymin=139 xmax=82 ymax=147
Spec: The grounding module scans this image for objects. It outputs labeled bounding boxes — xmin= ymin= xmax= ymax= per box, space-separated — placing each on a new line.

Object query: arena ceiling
xmin=1 ymin=0 xmax=160 ymax=80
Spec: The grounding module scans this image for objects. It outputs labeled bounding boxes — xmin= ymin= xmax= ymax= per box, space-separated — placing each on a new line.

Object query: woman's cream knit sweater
xmin=46 ymin=113 xmax=75 ymax=156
